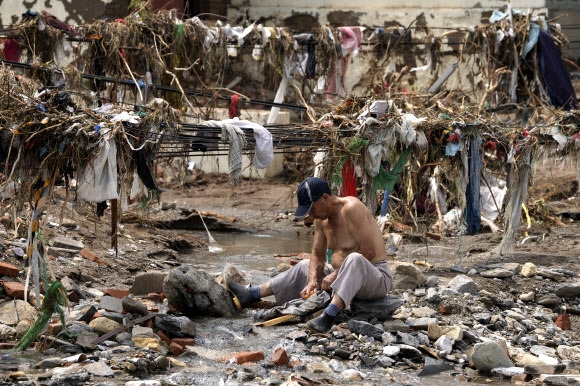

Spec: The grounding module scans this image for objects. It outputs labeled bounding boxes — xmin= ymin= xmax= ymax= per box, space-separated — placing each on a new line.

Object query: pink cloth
xmin=3 ymin=39 xmax=22 ymax=62
xmin=338 ymin=27 xmax=363 ymax=56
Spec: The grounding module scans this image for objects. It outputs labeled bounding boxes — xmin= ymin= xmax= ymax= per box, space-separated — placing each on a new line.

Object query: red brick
xmin=0 ymin=342 xmax=16 ymax=350
xmin=48 ymin=255 xmax=56 ymax=261
xmin=148 ymin=293 xmax=162 ymax=302
xmin=144 ymin=318 xmax=154 ymax=329
xmin=288 ymin=359 xmax=303 ymax=369
xmin=47 ymin=321 xmax=63 ymax=335
xmin=271 ymin=348 xmax=289 ymax=366
xmin=156 ymin=330 xmax=172 ymax=345
xmin=3 ymin=281 xmax=25 ymax=299
xmin=172 ymin=337 xmax=195 ymax=348
xmin=0 ymin=262 xmax=19 ymax=277
xmin=103 ymin=288 xmax=130 ymax=299
xmin=555 ymin=314 xmax=571 ymax=330
xmin=67 ymin=290 xmax=79 ymax=303
xmin=160 ymin=292 xmax=166 ymax=301
xmin=217 ymin=351 xmax=265 ymax=364
xmin=168 ymin=342 xmax=184 ymax=356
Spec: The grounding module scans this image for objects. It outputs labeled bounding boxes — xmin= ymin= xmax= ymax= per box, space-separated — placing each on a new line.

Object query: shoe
xmin=224 ymin=274 xmax=257 ymax=311
xmin=306 ymin=312 xmax=337 ymax=333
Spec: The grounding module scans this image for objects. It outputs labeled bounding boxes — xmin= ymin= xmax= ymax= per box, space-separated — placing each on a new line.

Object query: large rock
xmin=471 ymin=341 xmax=514 ymax=372
xmin=163 ymin=265 xmax=236 ymax=317
xmin=446 ymin=275 xmax=478 ymax=295
xmin=0 ymin=299 xmax=38 ymax=326
xmin=350 ymin=296 xmax=404 ymax=321
xmin=130 ymin=271 xmax=167 ymax=295
xmin=557 ymin=345 xmax=580 ymax=362
xmin=392 ymin=263 xmax=426 ymax=290
xmin=154 ymin=314 xmax=196 ymax=338
xmin=554 ymin=283 xmax=580 ymax=299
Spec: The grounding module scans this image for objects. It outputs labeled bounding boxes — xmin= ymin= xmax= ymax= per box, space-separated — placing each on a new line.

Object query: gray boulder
xmin=471 ymin=341 xmax=514 ymax=372
xmin=163 ymin=265 xmax=237 ymax=317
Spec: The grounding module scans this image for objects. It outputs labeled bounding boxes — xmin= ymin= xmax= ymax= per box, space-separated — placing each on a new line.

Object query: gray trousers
xmin=269 ymin=253 xmax=393 ymax=306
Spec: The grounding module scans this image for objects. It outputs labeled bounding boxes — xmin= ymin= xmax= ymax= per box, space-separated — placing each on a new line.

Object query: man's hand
xmin=321 ymin=271 xmax=338 ymax=291
xmin=300 ymin=281 xmax=319 ymax=299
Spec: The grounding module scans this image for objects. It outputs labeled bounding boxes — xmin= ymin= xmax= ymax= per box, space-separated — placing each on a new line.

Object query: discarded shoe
xmin=225 ymin=274 xmax=257 ymax=311
xmin=306 ymin=312 xmax=337 ymax=333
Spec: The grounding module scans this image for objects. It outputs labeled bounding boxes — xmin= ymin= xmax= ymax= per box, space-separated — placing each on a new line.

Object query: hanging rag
xmin=464 ymin=136 xmax=482 ymax=235
xmin=229 ymin=94 xmax=239 ymax=119
xmin=537 ymin=29 xmax=578 ymax=110
xmin=267 ymin=57 xmax=299 ymax=124
xmin=225 ymin=118 xmax=273 ymax=169
xmin=372 ymin=147 xmax=411 ymax=196
xmin=338 ymin=27 xmax=363 ymax=57
xmin=522 ymin=22 xmax=540 ymax=59
xmin=340 ymin=158 xmax=357 ymax=197
xmin=203 ymin=120 xmax=246 ymax=185
xmin=306 ymin=36 xmax=316 ymax=79
xmin=41 ymin=10 xmax=76 ymax=36
xmin=133 ymin=148 xmax=159 ymax=192
xmin=3 ymin=38 xmax=22 ymax=62
xmin=77 ymin=137 xmax=119 ymax=202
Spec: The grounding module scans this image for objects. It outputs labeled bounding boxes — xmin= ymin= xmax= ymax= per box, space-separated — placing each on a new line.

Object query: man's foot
xmin=306 ymin=312 xmax=337 ymax=333
xmin=225 ymin=274 xmax=257 ymax=310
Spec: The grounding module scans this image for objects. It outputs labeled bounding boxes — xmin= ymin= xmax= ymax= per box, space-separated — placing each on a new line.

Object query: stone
xmin=382 ymin=345 xmax=400 ymax=356
xmin=50 ymin=363 xmax=90 ymax=384
xmin=424 ymin=276 xmax=439 ymax=288
xmin=340 ymin=369 xmax=366 ymax=381
xmin=392 ymin=263 xmax=426 ymax=290
xmin=414 ymin=288 xmax=426 ymax=297
xmin=524 ymin=364 xmax=566 ymax=375
xmin=470 ymin=341 xmax=514 ymax=372
xmin=329 ymin=358 xmax=347 ymax=372
xmin=76 ymin=305 xmax=98 ymax=323
xmin=376 ymin=355 xmax=395 ymax=367
xmin=538 ymin=374 xmax=580 ymax=384
xmin=520 ymin=291 xmax=535 ymax=302
xmin=536 ymin=269 xmax=566 ymax=281
xmin=395 ymin=332 xmax=419 ymax=348
xmin=126 ymin=381 xmax=161 ymax=386
xmin=405 ymin=317 xmax=437 ymax=330
xmin=100 ymin=311 xmax=125 ymax=324
xmin=480 ymin=268 xmax=514 ymax=278
xmin=217 ymin=351 xmax=265 ymax=364
xmin=446 ymin=275 xmax=478 ymax=295
xmin=521 ymin=262 xmax=536 ymax=277
xmin=75 ymin=330 xmax=99 ymax=349
xmin=490 ymin=367 xmax=525 ymax=378
xmin=427 ymin=323 xmax=463 ymax=341
xmin=0 ymin=299 xmax=37 ymax=325
xmin=537 ymin=294 xmax=561 ymax=306
xmin=122 ymin=297 xmax=148 ymax=315
xmin=350 ymin=296 xmax=404 ymax=321
xmin=85 ymin=360 xmax=114 ymax=377
xmin=306 ymin=361 xmax=333 ymax=373
xmin=286 ymin=330 xmax=308 ymax=341
xmin=35 ymin=357 xmax=63 ymax=369
xmin=396 ymin=344 xmax=423 ymax=362
xmin=154 ymin=356 xmax=170 ymax=370
xmin=163 ymin=266 xmax=236 ymax=317
xmin=530 ymin=345 xmax=557 ymax=358
xmin=511 ymin=373 xmax=533 ymax=383
xmin=557 ymin=345 xmax=580 ymax=362
xmin=133 ymin=337 xmax=162 ymax=352
xmin=554 ymin=283 xmax=580 ymax=299
xmin=333 ymin=348 xmax=351 ymax=360
xmin=271 ymin=348 xmax=289 ymax=366
xmin=89 ymin=317 xmax=121 ymax=334
xmin=131 ymin=271 xmax=167 ymax=295
xmin=426 ymin=288 xmax=439 ymax=303
xmin=412 ymin=306 xmax=437 ymax=318
xmin=0 ymin=262 xmax=19 ymax=277
xmin=132 ymin=326 xmax=156 ymax=338
xmin=276 ymin=263 xmax=291 ymax=272
xmin=473 ymin=312 xmax=492 ymax=324
xmin=49 ymin=236 xmax=84 ymax=250
xmin=154 ymin=315 xmax=196 ymax=338
xmin=116 ymin=331 xmax=132 ymax=344
xmin=2 ymin=281 xmax=25 ymax=299
xmin=435 ymin=335 xmax=454 ymax=355
xmin=99 ymin=296 xmax=124 ymax=313
xmin=418 ymin=356 xmax=454 ymax=376
xmin=347 ymin=319 xmax=383 ymax=337
xmin=383 ymin=320 xmax=409 ymax=333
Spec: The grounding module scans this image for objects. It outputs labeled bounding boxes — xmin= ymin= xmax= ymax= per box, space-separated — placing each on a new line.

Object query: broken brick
xmin=271 ymin=348 xmax=289 ymax=366
xmin=172 ymin=337 xmax=195 ymax=348
xmin=3 ymin=281 xmax=25 ymax=299
xmin=47 ymin=321 xmax=63 ymax=335
xmin=79 ymin=248 xmax=112 ymax=267
xmin=103 ymin=288 xmax=130 ymax=299
xmin=156 ymin=330 xmax=172 ymax=345
xmin=0 ymin=262 xmax=19 ymax=277
xmin=148 ymin=292 xmax=162 ymax=302
xmin=168 ymin=342 xmax=184 ymax=356
xmin=217 ymin=351 xmax=265 ymax=365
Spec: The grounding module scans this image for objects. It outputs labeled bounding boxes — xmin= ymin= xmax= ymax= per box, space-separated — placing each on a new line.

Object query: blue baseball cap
xmin=294 ymin=177 xmax=331 ymax=219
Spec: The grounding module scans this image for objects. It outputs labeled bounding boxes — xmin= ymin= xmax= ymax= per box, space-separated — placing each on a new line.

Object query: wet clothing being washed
xmin=270 ymin=253 xmax=393 ymax=306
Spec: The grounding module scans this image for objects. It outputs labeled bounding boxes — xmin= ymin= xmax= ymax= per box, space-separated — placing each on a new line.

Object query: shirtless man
xmin=225 ymin=177 xmax=393 ymax=332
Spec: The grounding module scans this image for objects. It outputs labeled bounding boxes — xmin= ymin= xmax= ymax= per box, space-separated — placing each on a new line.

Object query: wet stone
xmin=418 ymin=357 xmax=455 ymax=376
xmin=154 ymin=315 xmax=196 ymax=338
xmin=539 ymin=374 xmax=580 ymax=384
xmin=347 ymin=319 xmax=383 ymax=337
xmin=490 ymin=367 xmax=525 ymax=378
xmin=286 ymin=330 xmax=308 ymax=341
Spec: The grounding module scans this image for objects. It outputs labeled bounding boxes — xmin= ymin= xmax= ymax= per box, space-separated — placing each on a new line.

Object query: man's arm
xmin=300 ymin=219 xmax=327 ymax=297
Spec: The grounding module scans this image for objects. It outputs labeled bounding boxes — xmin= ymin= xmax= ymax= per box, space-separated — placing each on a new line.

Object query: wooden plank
xmin=253 ymin=314 xmax=298 ymax=327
